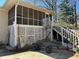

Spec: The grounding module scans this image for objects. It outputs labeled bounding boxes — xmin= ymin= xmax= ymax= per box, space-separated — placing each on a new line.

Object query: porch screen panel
xmin=39 ymin=12 xmax=43 ymax=20
xmin=16 ymin=5 xmax=45 ymax=26
xmin=8 ymin=5 xmax=15 ymax=19
xmin=17 ymin=5 xmax=22 ymax=17
xmin=23 ymin=6 xmax=28 ymax=25
xmin=29 ymin=19 xmax=33 ymax=25
xmin=23 ymin=18 xmax=28 ymax=25
xmin=43 ymin=13 xmax=45 ymax=19
xmin=39 ymin=20 xmax=42 ymax=26
xmin=23 ymin=6 xmax=28 ymax=18
xmin=39 ymin=12 xmax=43 ymax=26
xmin=8 ymin=5 xmax=15 ymax=25
xmin=8 ymin=18 xmax=15 ymax=25
xmin=34 ymin=10 xmax=38 ymax=19
xmin=29 ymin=8 xmax=33 ymax=18
xmin=34 ymin=20 xmax=38 ymax=25
xmin=17 ymin=17 xmax=22 ymax=24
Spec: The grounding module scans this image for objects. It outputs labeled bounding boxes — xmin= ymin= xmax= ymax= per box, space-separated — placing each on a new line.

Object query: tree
xmin=74 ymin=1 xmax=77 ymax=27
xmin=59 ymin=0 xmax=78 ymax=27
xmin=59 ymin=0 xmax=75 ymax=24
xmin=60 ymin=0 xmax=68 ymax=21
xmin=41 ymin=0 xmax=57 ymax=19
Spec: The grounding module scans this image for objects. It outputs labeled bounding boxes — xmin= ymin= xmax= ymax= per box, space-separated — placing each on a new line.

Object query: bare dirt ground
xmin=0 ymin=49 xmax=79 ymax=59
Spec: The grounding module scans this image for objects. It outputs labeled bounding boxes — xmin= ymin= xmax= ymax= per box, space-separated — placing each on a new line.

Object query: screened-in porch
xmin=8 ymin=3 xmax=50 ymax=48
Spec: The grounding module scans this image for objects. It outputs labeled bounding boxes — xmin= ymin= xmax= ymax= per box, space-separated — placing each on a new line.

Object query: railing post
xmin=61 ymin=27 xmax=64 ymax=46
xmin=77 ymin=37 xmax=79 ymax=51
xmin=57 ymin=32 xmax=58 ymax=41
xmin=73 ymin=33 xmax=75 ymax=51
xmin=51 ymin=22 xmax=53 ymax=41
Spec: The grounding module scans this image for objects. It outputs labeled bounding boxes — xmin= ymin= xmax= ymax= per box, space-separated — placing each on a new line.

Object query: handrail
xmin=53 ymin=25 xmax=79 ymax=38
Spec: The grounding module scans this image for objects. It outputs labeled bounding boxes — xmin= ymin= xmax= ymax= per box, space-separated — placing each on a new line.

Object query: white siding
xmin=0 ymin=10 xmax=8 ymax=44
xmin=9 ymin=25 xmax=46 ymax=48
xmin=9 ymin=25 xmax=16 ymax=47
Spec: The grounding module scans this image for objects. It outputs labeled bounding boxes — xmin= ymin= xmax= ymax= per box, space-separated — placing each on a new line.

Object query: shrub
xmin=45 ymin=45 xmax=52 ymax=54
xmin=31 ymin=40 xmax=43 ymax=51
xmin=31 ymin=43 xmax=41 ymax=51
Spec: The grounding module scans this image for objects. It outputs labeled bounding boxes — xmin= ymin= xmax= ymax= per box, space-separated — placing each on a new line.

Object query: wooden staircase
xmin=52 ymin=24 xmax=79 ymax=52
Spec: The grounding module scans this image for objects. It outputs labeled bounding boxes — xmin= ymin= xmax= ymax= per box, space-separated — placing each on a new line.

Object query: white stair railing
xmin=53 ymin=25 xmax=79 ymax=52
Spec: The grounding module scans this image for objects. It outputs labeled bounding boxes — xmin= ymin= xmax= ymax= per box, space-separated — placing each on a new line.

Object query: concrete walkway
xmin=0 ymin=48 xmax=78 ymax=59
xmin=0 ymin=51 xmax=54 ymax=59
xmin=0 ymin=49 xmax=78 ymax=59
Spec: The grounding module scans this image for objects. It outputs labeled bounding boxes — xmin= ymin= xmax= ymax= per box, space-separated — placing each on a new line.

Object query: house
xmin=0 ymin=0 xmax=52 ymax=48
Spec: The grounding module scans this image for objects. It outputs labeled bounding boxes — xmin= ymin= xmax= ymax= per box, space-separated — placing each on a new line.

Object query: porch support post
xmin=14 ymin=1 xmax=19 ymax=47
xmin=50 ymin=16 xmax=54 ymax=41
xmin=50 ymin=17 xmax=52 ymax=41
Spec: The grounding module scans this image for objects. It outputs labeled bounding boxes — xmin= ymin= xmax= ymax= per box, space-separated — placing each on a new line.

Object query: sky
xmin=0 ymin=0 xmax=6 ymax=7
xmin=77 ymin=2 xmax=79 ymax=13
xmin=24 ymin=0 xmax=47 ymax=8
xmin=24 ymin=0 xmax=79 ymax=13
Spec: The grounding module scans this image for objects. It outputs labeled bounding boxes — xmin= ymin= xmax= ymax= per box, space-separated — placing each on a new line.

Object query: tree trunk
xmin=75 ymin=1 xmax=77 ymax=27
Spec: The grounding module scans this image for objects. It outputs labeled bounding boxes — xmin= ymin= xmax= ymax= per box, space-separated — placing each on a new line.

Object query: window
xmin=23 ymin=18 xmax=28 ymax=25
xmin=34 ymin=20 xmax=38 ymax=25
xmin=39 ymin=20 xmax=42 ymax=26
xmin=29 ymin=19 xmax=33 ymax=25
xmin=34 ymin=10 xmax=38 ymax=19
xmin=8 ymin=5 xmax=15 ymax=19
xmin=17 ymin=5 xmax=22 ymax=17
xmin=46 ymin=14 xmax=49 ymax=17
xmin=0 ymin=0 xmax=6 ymax=7
xmin=8 ymin=18 xmax=15 ymax=25
xmin=8 ymin=5 xmax=15 ymax=25
xmin=23 ymin=6 xmax=28 ymax=18
xmin=42 ymin=13 xmax=45 ymax=19
xmin=29 ymin=8 xmax=33 ymax=18
xmin=39 ymin=12 xmax=43 ymax=20
xmin=17 ymin=17 xmax=22 ymax=24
